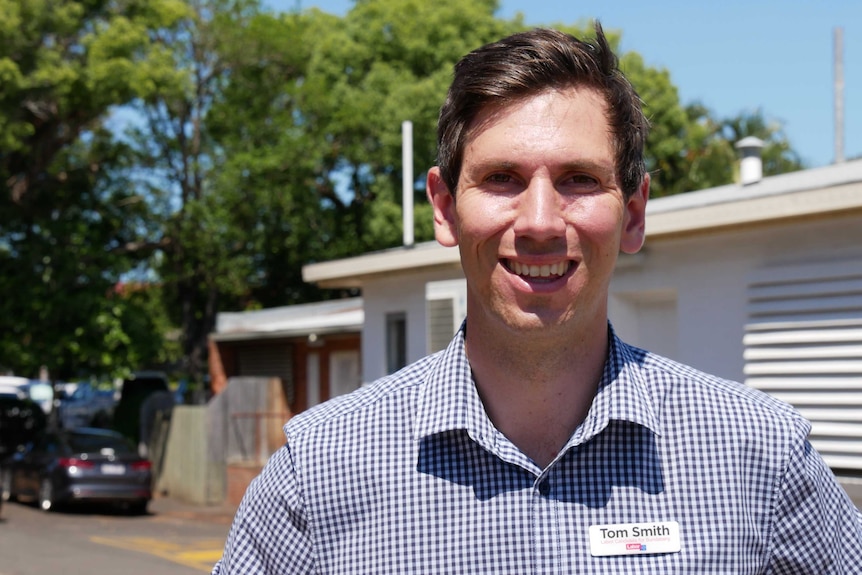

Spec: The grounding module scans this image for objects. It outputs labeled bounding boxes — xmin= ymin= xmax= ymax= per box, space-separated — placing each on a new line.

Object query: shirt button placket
xmin=531 ymin=475 xmax=559 ymax=574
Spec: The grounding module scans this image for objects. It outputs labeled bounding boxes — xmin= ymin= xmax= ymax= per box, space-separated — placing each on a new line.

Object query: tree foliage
xmin=125 ymin=0 xmax=256 ymax=383
xmin=0 ymin=0 xmax=187 ymax=380
xmin=1 ymin=0 xmax=805 ymax=383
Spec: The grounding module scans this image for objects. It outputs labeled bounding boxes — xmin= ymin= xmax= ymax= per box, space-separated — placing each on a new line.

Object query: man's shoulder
xmin=621 ymin=341 xmax=809 ymax=435
xmin=285 ymin=351 xmax=444 ymax=440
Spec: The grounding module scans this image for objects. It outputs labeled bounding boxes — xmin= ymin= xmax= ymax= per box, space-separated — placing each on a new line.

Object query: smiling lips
xmin=504 ymin=259 xmax=573 ymax=279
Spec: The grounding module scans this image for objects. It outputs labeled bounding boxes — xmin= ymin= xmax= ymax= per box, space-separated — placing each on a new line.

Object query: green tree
xmin=293 ymin=0 xmax=517 ymax=254
xmin=718 ymin=108 xmax=804 ymax=178
xmin=125 ymin=0 xmax=262 ymax=384
xmin=644 ymin=104 xmax=804 ymax=194
xmin=0 ymin=0 xmax=187 ymax=380
xmin=620 ymin=51 xmax=705 ymax=197
xmin=114 ymin=281 xmax=183 ymax=372
xmin=205 ymin=6 xmax=335 ymax=308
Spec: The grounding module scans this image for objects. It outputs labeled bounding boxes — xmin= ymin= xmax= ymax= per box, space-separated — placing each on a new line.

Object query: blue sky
xmin=267 ymin=0 xmax=860 ymax=168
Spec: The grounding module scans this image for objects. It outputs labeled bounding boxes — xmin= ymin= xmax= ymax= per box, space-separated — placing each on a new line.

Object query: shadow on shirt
xmin=417 ymin=421 xmax=664 ymax=507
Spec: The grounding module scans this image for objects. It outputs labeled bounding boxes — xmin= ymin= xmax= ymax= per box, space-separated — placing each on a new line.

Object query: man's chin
xmin=496 ymin=309 xmax=574 ymax=335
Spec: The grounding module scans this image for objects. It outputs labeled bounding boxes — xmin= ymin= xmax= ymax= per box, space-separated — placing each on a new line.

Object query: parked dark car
xmin=0 ymin=394 xmax=48 ymax=459
xmin=0 ymin=427 xmax=152 ymax=514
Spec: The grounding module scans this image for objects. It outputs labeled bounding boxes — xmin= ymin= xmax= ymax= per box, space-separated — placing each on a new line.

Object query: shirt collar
xmin=413 ymin=326 xmax=498 ymax=447
xmin=569 ymin=325 xmax=663 ymax=446
xmin=413 ymin=323 xmax=663 ymax=446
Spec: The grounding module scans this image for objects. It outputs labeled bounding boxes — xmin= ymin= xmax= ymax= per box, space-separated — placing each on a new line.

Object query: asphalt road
xmin=0 ymin=495 xmax=234 ymax=575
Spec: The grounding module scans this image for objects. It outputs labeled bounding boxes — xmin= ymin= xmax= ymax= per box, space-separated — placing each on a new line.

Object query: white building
xmin=303 ymin=158 xmax=862 ymax=471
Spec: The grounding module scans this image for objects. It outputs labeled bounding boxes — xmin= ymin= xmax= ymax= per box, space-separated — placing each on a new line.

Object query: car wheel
xmin=39 ymin=478 xmax=56 ymax=512
xmin=127 ymin=500 xmax=149 ymax=516
xmin=1 ymin=469 xmax=13 ymax=503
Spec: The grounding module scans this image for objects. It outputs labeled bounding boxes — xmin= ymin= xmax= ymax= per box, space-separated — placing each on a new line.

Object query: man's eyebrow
xmin=463 ymin=159 xmax=517 ymax=173
xmin=558 ymin=159 xmax=616 ymax=175
xmin=458 ymin=160 xmax=513 ymax=182
xmin=463 ymin=158 xmax=616 ymax=177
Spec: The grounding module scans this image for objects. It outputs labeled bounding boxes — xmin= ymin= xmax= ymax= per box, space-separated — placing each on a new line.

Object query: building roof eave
xmin=213 ymin=297 xmax=364 ymax=341
xmin=647 ymin=179 xmax=862 ymax=238
xmin=303 ymin=243 xmax=461 ymax=289
xmin=210 ymin=322 xmax=362 ymax=343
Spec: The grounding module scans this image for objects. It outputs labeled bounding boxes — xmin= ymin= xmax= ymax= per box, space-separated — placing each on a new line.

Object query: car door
xmin=16 ymin=433 xmax=59 ymax=498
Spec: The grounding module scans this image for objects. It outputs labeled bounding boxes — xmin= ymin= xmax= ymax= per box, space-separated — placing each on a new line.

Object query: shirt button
xmin=538 ymin=480 xmax=551 ymax=496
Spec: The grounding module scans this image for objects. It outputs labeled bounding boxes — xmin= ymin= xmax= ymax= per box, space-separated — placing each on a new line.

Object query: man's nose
xmin=513 ymin=180 xmax=566 ymax=240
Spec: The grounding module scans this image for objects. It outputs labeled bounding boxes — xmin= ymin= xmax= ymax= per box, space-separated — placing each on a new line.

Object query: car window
xmin=0 ymin=385 xmax=25 ymax=399
xmin=70 ymin=383 xmax=93 ymax=401
xmin=27 ymin=382 xmax=53 ymax=402
xmin=67 ymin=433 xmax=136 ymax=455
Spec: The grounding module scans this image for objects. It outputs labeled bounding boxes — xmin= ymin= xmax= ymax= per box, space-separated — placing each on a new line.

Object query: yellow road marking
xmin=91 ymin=536 xmax=223 ymax=572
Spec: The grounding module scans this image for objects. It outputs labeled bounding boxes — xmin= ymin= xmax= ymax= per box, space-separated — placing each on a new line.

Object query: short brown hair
xmin=436 ymin=22 xmax=649 ymax=198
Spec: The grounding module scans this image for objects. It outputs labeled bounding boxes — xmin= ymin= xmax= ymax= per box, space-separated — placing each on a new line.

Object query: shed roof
xmin=212 ymin=297 xmax=363 ymax=342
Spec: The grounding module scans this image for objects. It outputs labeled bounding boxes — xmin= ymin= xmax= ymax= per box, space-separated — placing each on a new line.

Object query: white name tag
xmin=589 ymin=521 xmax=681 ymax=557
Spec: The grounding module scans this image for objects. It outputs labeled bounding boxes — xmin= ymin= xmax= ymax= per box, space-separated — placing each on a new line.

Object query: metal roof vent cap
xmin=735 ymin=136 xmax=765 ymax=185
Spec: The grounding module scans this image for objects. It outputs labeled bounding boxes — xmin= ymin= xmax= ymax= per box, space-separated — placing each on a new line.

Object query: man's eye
xmin=571 ymin=174 xmax=598 ymax=185
xmin=486 ymin=173 xmax=513 ymax=184
xmin=565 ymin=174 xmax=600 ymax=190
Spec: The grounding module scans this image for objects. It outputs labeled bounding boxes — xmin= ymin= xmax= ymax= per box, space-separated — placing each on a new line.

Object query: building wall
xmin=209 ymin=333 xmax=361 ymax=413
xmin=293 ymin=335 xmax=362 ymax=411
xmin=361 ymin=267 xmax=463 ymax=383
xmin=610 ymin=212 xmax=862 ymax=381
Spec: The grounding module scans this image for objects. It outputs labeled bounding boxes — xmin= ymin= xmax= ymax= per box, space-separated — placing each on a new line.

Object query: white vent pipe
xmin=402 ymin=120 xmax=414 ymax=247
xmin=735 ymin=136 xmax=764 ymax=185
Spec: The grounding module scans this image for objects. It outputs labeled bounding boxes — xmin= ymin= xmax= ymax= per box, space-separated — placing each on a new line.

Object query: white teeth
xmin=508 ymin=260 xmax=568 ymax=278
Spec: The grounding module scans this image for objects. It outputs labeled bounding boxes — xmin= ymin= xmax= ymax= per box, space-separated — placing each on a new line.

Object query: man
xmin=213 ymin=24 xmax=862 ymax=573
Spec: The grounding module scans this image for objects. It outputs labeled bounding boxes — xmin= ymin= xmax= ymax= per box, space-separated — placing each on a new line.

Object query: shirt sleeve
xmin=768 ymin=419 xmax=862 ymax=573
xmin=212 ymin=444 xmax=316 ymax=574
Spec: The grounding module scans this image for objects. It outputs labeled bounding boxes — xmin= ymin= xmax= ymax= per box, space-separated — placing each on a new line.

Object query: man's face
xmin=427 ymin=87 xmax=648 ymax=340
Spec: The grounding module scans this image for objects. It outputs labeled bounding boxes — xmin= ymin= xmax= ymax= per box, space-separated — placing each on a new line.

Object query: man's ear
xmin=426 ymin=166 xmax=459 ymax=248
xmin=620 ymin=173 xmax=649 ymax=254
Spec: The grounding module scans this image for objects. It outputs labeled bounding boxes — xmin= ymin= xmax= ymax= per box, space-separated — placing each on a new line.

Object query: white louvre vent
xmin=426 ymin=279 xmax=467 ymax=354
xmin=744 ymin=259 xmax=862 ymax=471
xmin=428 ymin=298 xmax=456 ymax=353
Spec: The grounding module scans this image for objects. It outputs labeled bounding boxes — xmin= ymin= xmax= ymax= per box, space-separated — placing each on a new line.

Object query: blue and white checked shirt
xmin=214 ymin=326 xmax=862 ymax=573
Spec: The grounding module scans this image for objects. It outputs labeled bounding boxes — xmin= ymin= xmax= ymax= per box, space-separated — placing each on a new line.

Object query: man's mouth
xmin=503 ymin=259 xmax=573 ymax=279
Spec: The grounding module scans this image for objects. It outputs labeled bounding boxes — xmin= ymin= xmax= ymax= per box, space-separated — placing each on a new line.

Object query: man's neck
xmin=465 ymin=319 xmax=609 ymax=469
